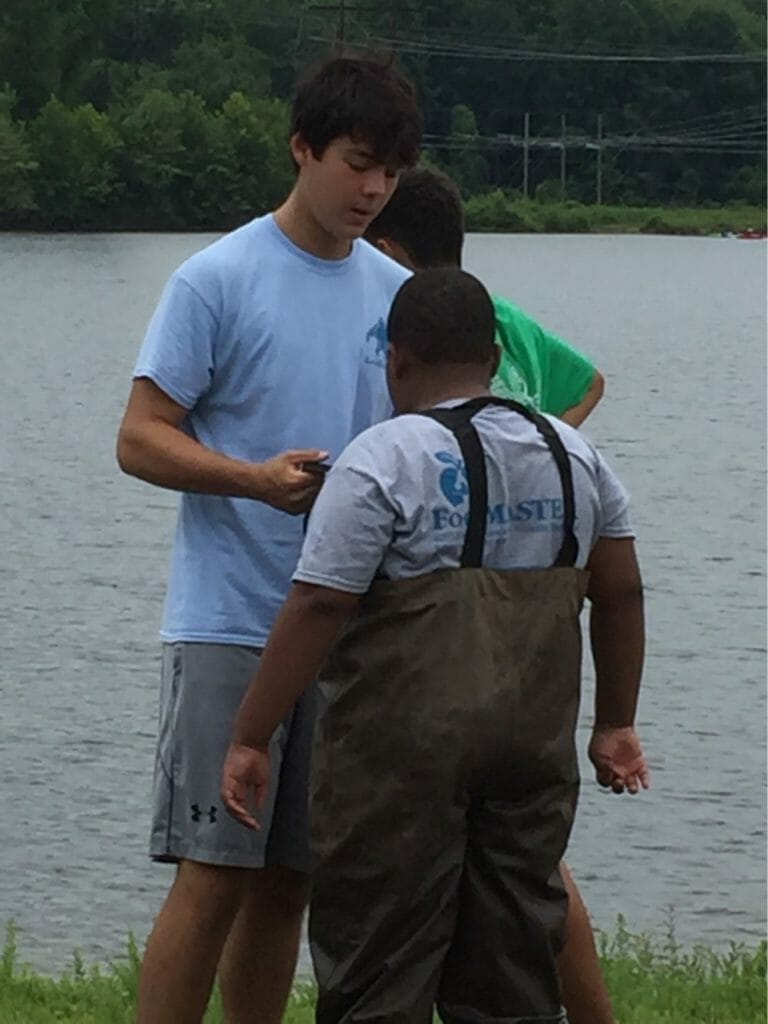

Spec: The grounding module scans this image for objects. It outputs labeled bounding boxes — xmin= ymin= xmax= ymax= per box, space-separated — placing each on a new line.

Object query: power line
xmin=261 ymin=8 xmax=765 ymax=61
xmin=649 ymin=104 xmax=767 ymax=136
xmin=607 ymin=142 xmax=765 ymax=155
xmin=305 ymin=1 xmax=416 ymax=51
xmin=361 ymin=23 xmax=767 ymax=61
xmin=309 ymin=33 xmax=766 ymax=64
xmin=422 ymin=125 xmax=766 ymax=157
xmin=673 ymin=127 xmax=767 ymax=145
xmin=307 ymin=0 xmax=380 ymax=50
xmin=425 ymin=121 xmax=764 ymax=205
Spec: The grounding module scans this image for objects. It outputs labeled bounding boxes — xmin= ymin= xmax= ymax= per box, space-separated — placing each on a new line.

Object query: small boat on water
xmin=717 ymin=228 xmax=767 ymax=240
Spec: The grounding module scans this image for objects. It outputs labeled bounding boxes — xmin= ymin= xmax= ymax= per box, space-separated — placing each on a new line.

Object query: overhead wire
xmin=308 ymin=33 xmax=766 ymax=64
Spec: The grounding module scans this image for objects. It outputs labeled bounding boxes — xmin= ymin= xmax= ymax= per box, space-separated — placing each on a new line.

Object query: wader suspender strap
xmin=420 ymin=408 xmax=489 ymax=568
xmin=421 ymin=398 xmax=579 ymax=569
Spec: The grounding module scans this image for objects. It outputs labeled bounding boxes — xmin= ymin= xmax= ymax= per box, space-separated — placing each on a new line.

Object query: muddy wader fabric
xmin=309 ymin=398 xmax=590 ymax=1024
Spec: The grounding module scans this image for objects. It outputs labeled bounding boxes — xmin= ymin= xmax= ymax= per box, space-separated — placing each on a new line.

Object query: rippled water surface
xmin=0 ymin=230 xmax=765 ymax=972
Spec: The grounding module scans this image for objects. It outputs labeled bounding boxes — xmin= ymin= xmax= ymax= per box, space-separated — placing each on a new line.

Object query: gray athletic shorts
xmin=149 ymin=642 xmax=316 ymax=871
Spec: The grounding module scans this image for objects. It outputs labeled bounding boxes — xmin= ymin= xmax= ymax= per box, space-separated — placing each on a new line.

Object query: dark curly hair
xmin=291 ymin=56 xmax=422 ymax=170
xmin=367 ymin=166 xmax=464 ymax=267
xmin=388 ymin=268 xmax=496 ymax=366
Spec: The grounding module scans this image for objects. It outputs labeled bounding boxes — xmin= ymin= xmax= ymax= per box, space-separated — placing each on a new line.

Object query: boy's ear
xmin=387 ymin=341 xmax=408 ymax=379
xmin=290 ymin=133 xmax=313 ymax=168
xmin=374 ymin=237 xmax=396 ymax=258
xmin=491 ymin=343 xmax=502 ymax=379
xmin=370 ymin=237 xmax=417 ymax=271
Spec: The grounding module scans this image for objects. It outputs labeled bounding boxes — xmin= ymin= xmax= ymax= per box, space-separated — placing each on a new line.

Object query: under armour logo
xmin=191 ymin=804 xmax=218 ymax=823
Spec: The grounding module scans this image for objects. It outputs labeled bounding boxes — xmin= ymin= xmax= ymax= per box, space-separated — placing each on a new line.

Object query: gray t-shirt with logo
xmin=294 ymin=400 xmax=633 ymax=594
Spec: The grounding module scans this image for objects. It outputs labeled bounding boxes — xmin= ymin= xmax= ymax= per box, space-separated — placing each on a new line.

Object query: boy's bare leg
xmin=137 ymin=862 xmax=309 ymax=1024
xmin=137 ymin=860 xmax=248 ymax=1024
xmin=218 ymin=865 xmax=310 ymax=1024
xmin=557 ymin=862 xmax=616 ymax=1024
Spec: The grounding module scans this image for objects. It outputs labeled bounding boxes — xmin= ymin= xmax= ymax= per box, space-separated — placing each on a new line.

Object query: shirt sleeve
xmin=534 ymin=327 xmax=597 ymax=418
xmin=594 ymin=451 xmax=635 ymax=539
xmin=293 ymin=445 xmax=397 ymax=594
xmin=491 ymin=296 xmax=596 ymax=416
xmin=133 ymin=271 xmax=218 ymax=410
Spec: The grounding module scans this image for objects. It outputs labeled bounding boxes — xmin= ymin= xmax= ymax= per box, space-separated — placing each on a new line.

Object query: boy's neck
xmin=409 ymin=380 xmax=491 ymax=413
xmin=274 ymin=192 xmax=352 ymax=261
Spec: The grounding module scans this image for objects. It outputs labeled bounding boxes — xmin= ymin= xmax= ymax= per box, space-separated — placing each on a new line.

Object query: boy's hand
xmin=588 ymin=725 xmax=650 ymax=795
xmin=253 ymin=449 xmax=329 ymax=514
xmin=221 ymin=742 xmax=271 ymax=830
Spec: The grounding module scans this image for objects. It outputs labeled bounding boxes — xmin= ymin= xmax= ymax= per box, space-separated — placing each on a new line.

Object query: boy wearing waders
xmin=367 ymin=166 xmax=616 ymax=1024
xmin=366 ymin=166 xmax=605 ymax=428
xmin=222 ymin=269 xmax=649 ymax=1024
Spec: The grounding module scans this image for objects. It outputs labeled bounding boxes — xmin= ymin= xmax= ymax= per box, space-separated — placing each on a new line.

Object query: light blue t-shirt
xmin=134 ymin=214 xmax=409 ymax=645
xmin=294 ymin=401 xmax=633 ymax=593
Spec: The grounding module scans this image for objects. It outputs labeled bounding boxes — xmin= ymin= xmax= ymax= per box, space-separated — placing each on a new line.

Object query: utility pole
xmin=596 ymin=113 xmax=604 ymax=205
xmin=133 ymin=0 xmax=142 ymax=69
xmin=308 ymin=0 xmax=414 ymax=54
xmin=560 ymin=113 xmax=567 ymax=200
xmin=336 ymin=0 xmax=347 ymax=52
xmin=523 ymin=112 xmax=530 ymax=199
xmin=310 ymin=0 xmax=350 ymax=53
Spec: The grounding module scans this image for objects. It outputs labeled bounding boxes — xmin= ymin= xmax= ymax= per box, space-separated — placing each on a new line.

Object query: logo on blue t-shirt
xmin=435 ymin=451 xmax=469 ymax=507
xmin=431 ymin=450 xmax=565 ymax=532
xmin=364 ymin=317 xmax=389 ymax=367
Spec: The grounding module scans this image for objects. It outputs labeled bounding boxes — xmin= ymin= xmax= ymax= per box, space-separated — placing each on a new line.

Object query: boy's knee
xmin=172 ymin=859 xmax=250 ymax=927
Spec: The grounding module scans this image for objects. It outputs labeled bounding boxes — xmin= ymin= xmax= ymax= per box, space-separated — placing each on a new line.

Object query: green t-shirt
xmin=490 ymin=294 xmax=596 ymax=417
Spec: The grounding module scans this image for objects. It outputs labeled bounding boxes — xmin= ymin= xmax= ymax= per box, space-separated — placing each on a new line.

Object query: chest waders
xmin=309 ymin=398 xmax=590 ymax=1024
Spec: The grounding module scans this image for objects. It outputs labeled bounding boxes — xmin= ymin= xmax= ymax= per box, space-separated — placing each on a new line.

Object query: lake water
xmin=0 ymin=230 xmax=765 ymax=975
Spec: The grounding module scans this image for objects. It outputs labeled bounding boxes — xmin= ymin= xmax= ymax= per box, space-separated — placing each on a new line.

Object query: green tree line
xmin=0 ymin=0 xmax=765 ymax=229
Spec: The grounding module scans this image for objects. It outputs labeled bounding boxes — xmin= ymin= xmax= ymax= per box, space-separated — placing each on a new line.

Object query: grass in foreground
xmin=0 ymin=919 xmax=765 ymax=1024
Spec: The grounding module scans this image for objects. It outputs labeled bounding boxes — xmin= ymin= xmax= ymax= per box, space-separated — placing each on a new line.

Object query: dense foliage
xmin=0 ymin=0 xmax=765 ymax=228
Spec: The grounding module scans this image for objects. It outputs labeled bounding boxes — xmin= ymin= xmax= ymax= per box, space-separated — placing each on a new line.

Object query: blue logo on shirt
xmin=435 ymin=451 xmax=469 ymax=507
xmin=364 ymin=318 xmax=389 ymax=367
xmin=432 ymin=451 xmax=565 ymax=532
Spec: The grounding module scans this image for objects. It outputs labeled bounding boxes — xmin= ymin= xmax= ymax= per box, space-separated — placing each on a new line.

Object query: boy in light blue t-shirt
xmin=117 ymin=56 xmax=422 ymax=1024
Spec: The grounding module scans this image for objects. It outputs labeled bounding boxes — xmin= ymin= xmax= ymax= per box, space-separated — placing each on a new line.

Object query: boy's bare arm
xmin=560 ymin=370 xmax=605 ymax=428
xmin=586 ymin=536 xmax=644 ymax=726
xmin=222 ymin=583 xmax=360 ymax=828
xmin=116 ymin=377 xmax=327 ymax=514
xmin=233 ymin=582 xmax=360 ymax=751
xmin=586 ymin=536 xmax=650 ymax=794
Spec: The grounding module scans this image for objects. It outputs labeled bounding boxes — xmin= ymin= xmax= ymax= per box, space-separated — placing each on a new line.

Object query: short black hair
xmin=291 ymin=56 xmax=422 ymax=169
xmin=367 ymin=166 xmax=464 ymax=267
xmin=388 ymin=268 xmax=496 ymax=365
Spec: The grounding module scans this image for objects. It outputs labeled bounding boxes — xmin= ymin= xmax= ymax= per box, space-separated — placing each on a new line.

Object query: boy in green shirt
xmin=366 ymin=166 xmax=605 ymax=427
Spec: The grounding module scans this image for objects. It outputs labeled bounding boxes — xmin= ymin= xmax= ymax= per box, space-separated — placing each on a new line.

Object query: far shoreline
xmin=1 ymin=201 xmax=765 ymax=238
